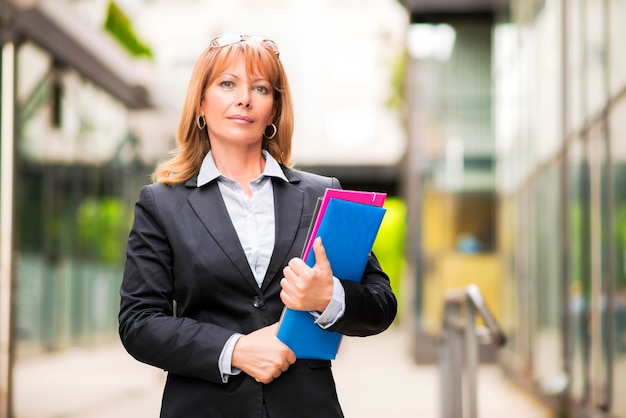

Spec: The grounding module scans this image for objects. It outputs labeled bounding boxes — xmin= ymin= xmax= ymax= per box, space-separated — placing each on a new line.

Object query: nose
xmin=237 ymin=88 xmax=251 ymax=108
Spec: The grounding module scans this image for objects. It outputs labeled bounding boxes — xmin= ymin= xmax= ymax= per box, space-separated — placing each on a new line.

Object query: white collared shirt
xmin=198 ymin=150 xmax=345 ymax=381
xmin=198 ymin=150 xmax=287 ymax=287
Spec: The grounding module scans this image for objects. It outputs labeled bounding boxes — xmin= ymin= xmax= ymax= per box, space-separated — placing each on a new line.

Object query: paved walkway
xmin=14 ymin=324 xmax=555 ymax=417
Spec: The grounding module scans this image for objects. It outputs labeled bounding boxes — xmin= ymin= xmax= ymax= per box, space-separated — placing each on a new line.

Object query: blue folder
xmin=276 ymin=198 xmax=386 ymax=359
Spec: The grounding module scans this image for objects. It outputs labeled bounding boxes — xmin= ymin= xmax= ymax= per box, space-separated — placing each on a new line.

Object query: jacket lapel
xmin=185 ymin=169 xmax=305 ymax=292
xmin=186 ymin=181 xmax=259 ymax=291
xmin=262 ymin=176 xmax=304 ymax=290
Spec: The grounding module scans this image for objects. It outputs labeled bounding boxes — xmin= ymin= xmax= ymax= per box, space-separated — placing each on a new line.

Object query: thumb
xmin=312 ymin=237 xmax=331 ymax=270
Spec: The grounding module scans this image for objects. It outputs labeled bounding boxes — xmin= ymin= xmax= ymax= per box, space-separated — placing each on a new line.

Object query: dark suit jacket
xmin=119 ymin=166 xmax=397 ymax=418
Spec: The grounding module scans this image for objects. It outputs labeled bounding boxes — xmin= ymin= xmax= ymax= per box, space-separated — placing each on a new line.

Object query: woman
xmin=118 ymin=34 xmax=397 ymax=418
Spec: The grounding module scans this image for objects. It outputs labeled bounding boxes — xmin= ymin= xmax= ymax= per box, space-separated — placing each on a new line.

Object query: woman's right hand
xmin=231 ymin=323 xmax=296 ymax=384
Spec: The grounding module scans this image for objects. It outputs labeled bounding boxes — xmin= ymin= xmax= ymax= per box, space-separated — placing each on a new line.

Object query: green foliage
xmin=386 ymin=48 xmax=408 ymax=111
xmin=373 ymin=197 xmax=407 ymax=316
xmin=103 ymin=1 xmax=153 ymax=59
xmin=616 ymin=207 xmax=626 ymax=243
xmin=570 ymin=201 xmax=626 ymax=288
xmin=569 ymin=202 xmax=584 ymax=284
xmin=77 ymin=197 xmax=132 ymax=265
xmin=615 ymin=207 xmax=626 ymax=287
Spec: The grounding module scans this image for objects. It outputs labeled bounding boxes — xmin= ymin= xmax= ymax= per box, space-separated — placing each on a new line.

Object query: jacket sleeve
xmin=327 ymin=252 xmax=397 ymax=336
xmin=118 ymin=185 xmax=233 ymax=384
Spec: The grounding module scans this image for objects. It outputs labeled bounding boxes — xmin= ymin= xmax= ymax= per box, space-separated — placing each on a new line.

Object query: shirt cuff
xmin=219 ymin=333 xmax=243 ymax=383
xmin=312 ymin=276 xmax=345 ymax=329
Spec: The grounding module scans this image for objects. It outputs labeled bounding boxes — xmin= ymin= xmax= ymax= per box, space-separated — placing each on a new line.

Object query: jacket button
xmin=252 ymin=296 xmax=265 ymax=309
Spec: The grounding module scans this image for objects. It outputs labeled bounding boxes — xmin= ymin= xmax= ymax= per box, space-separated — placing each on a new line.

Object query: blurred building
xmin=400 ymin=0 xmax=504 ymax=363
xmin=0 ymin=0 xmax=409 ymax=415
xmin=8 ymin=0 xmax=626 ymax=417
xmin=0 ymin=0 xmax=409 ymax=352
xmin=114 ymin=0 xmax=409 ymax=193
xmin=399 ymin=0 xmax=626 ymax=417
xmin=0 ymin=0 xmax=166 ymax=351
xmin=0 ymin=0 xmax=164 ymax=413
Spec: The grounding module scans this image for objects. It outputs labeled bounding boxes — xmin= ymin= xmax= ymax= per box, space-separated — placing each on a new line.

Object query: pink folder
xmin=301 ymin=188 xmax=387 ymax=259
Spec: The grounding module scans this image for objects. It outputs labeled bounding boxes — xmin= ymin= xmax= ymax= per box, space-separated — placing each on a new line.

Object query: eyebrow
xmin=218 ymin=72 xmax=270 ymax=83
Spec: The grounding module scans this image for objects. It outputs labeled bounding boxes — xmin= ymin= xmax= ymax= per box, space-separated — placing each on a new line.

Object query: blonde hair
xmin=152 ymin=39 xmax=294 ymax=185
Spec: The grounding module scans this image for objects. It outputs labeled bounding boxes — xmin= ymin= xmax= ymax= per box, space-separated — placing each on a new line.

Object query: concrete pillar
xmin=0 ymin=24 xmax=18 ymax=418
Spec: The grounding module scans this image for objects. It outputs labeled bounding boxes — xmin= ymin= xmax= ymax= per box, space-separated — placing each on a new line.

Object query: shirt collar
xmin=197 ymin=149 xmax=288 ymax=187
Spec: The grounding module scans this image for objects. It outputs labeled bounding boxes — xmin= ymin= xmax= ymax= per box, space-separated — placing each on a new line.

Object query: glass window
xmin=585 ymin=0 xmax=607 ymax=116
xmin=589 ymin=121 xmax=611 ymax=410
xmin=566 ymin=0 xmax=585 ymax=132
xmin=585 ymin=0 xmax=608 ymax=116
xmin=515 ymin=188 xmax=533 ymax=363
xmin=609 ymin=95 xmax=626 ymax=417
xmin=15 ymin=40 xmax=146 ymax=354
xmin=567 ymin=136 xmax=591 ymax=403
xmin=534 ymin=0 xmax=563 ymax=161
xmin=499 ymin=195 xmax=519 ymax=361
xmin=493 ymin=23 xmax=523 ymax=194
xmin=609 ymin=0 xmax=626 ymax=96
xmin=532 ymin=164 xmax=563 ymax=383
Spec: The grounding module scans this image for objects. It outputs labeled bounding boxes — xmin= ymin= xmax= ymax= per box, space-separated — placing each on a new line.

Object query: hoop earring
xmin=196 ymin=115 xmax=206 ymax=129
xmin=264 ymin=123 xmax=277 ymax=139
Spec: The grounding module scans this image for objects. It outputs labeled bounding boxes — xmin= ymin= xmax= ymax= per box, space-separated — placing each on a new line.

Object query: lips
xmin=228 ymin=115 xmax=253 ymax=123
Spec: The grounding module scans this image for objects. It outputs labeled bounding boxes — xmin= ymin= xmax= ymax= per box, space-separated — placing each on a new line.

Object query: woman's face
xmin=201 ymin=56 xmax=276 ymax=150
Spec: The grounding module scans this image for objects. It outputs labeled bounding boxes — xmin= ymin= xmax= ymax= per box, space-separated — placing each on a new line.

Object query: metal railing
xmin=439 ymin=284 xmax=507 ymax=418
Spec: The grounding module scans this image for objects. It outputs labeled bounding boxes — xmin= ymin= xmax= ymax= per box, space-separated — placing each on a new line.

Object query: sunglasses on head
xmin=209 ymin=34 xmax=280 ymax=59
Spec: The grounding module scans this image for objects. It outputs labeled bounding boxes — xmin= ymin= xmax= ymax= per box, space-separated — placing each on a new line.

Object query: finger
xmin=283 ymin=263 xmax=305 ymax=285
xmin=282 ymin=264 xmax=293 ymax=278
xmin=312 ymin=237 xmax=330 ymax=269
xmin=280 ymin=278 xmax=296 ymax=298
xmin=280 ymin=288 xmax=292 ymax=307
xmin=286 ymin=257 xmax=309 ymax=277
xmin=281 ymin=267 xmax=308 ymax=293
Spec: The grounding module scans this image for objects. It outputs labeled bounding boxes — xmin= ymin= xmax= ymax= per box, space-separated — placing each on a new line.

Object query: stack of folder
xmin=276 ymin=189 xmax=387 ymax=359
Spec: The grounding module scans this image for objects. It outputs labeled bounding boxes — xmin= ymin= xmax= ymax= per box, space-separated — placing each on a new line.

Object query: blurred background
xmin=0 ymin=0 xmax=625 ymax=417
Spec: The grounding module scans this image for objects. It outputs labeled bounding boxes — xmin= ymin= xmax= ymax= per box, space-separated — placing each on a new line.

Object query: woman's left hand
xmin=280 ymin=237 xmax=334 ymax=313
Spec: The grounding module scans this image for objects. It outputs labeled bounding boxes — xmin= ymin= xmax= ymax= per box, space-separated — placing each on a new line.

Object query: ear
xmin=196 ymin=103 xmax=205 ymax=118
xmin=269 ymin=106 xmax=277 ymax=123
xmin=198 ymin=90 xmax=207 ymax=113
